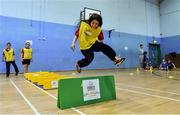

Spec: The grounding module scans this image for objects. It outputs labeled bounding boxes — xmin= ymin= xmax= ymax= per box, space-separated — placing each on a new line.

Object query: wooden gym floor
xmin=0 ymin=68 xmax=180 ymax=114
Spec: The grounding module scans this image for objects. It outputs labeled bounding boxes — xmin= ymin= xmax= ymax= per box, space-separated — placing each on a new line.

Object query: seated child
xmin=159 ymin=59 xmax=167 ymax=71
xmin=167 ymin=59 xmax=176 ymax=70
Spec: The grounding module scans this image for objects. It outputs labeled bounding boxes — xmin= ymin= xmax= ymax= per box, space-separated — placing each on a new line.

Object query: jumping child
xmin=71 ymin=13 xmax=125 ymax=73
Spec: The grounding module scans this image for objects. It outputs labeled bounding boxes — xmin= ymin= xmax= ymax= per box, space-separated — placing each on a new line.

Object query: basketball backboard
xmin=81 ymin=7 xmax=101 ymax=20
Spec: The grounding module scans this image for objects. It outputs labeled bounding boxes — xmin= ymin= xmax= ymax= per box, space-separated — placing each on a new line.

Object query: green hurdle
xmin=57 ymin=75 xmax=116 ymax=109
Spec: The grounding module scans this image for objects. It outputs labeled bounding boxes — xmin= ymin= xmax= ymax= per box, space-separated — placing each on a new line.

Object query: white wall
xmin=0 ymin=0 xmax=160 ymax=37
xmin=117 ymin=0 xmax=160 ymax=37
xmin=160 ymin=0 xmax=180 ymax=37
xmin=146 ymin=2 xmax=160 ymax=37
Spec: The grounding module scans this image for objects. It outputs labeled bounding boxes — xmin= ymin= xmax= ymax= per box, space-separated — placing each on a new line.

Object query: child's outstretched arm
xmin=71 ymin=28 xmax=80 ymax=51
xmin=71 ymin=35 xmax=78 ymax=51
xmin=2 ymin=52 xmax=5 ymax=62
xmin=21 ymin=49 xmax=24 ymax=61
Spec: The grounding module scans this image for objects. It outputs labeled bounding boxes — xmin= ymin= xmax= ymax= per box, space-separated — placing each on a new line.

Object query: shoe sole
xmin=116 ymin=58 xmax=126 ymax=66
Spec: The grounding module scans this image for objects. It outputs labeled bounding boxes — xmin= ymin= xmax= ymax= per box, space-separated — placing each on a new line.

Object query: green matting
xmin=57 ymin=75 xmax=116 ymax=109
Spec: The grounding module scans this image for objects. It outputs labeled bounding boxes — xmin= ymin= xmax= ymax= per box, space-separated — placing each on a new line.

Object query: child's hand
xmin=71 ymin=43 xmax=75 ymax=51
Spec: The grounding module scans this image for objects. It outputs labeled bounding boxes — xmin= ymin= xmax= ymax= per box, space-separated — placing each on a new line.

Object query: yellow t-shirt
xmin=78 ymin=22 xmax=102 ymax=50
xmin=3 ymin=48 xmax=14 ymax=62
xmin=22 ymin=48 xmax=32 ymax=59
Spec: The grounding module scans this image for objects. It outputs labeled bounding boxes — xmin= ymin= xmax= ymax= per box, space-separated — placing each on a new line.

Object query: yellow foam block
xmin=36 ymin=71 xmax=49 ymax=74
xmin=25 ymin=72 xmax=49 ymax=80
xmin=25 ymin=73 xmax=40 ymax=80
xmin=35 ymin=76 xmax=54 ymax=84
xmin=25 ymin=72 xmax=76 ymax=89
xmin=30 ymin=74 xmax=50 ymax=82
xmin=42 ymin=76 xmax=76 ymax=89
xmin=31 ymin=73 xmax=57 ymax=83
xmin=27 ymin=72 xmax=54 ymax=82
xmin=37 ymin=75 xmax=66 ymax=86
xmin=29 ymin=73 xmax=55 ymax=83
xmin=42 ymin=77 xmax=67 ymax=89
xmin=24 ymin=72 xmax=33 ymax=79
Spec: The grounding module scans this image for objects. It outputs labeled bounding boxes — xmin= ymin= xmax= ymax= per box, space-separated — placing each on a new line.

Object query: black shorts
xmin=22 ymin=59 xmax=31 ymax=65
xmin=168 ymin=66 xmax=173 ymax=70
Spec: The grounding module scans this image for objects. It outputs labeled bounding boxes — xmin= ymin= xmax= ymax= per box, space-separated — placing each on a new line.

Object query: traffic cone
xmin=149 ymin=66 xmax=153 ymax=73
xmin=136 ymin=68 xmax=140 ymax=73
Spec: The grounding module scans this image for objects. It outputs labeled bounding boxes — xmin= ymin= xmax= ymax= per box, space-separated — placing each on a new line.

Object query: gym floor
xmin=0 ymin=69 xmax=180 ymax=114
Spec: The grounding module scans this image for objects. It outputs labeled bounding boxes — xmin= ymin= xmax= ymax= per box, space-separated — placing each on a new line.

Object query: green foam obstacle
xmin=57 ymin=75 xmax=116 ymax=109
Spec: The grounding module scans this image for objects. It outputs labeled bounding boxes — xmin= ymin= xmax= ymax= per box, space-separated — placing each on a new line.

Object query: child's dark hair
xmin=87 ymin=13 xmax=103 ymax=27
xmin=26 ymin=42 xmax=30 ymax=45
xmin=143 ymin=51 xmax=147 ymax=55
xmin=6 ymin=42 xmax=11 ymax=46
xmin=76 ymin=13 xmax=103 ymax=28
